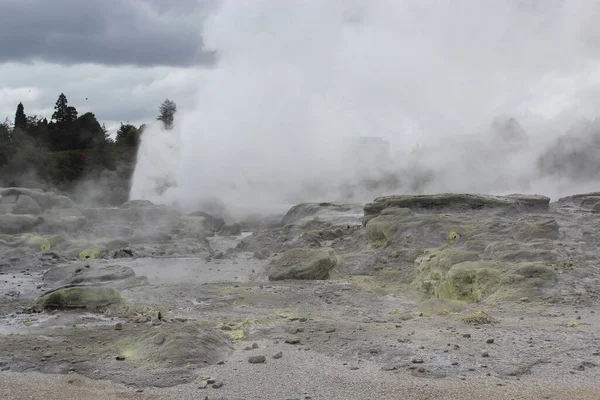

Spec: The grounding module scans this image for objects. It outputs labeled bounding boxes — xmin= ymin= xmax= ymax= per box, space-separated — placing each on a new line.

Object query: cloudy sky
xmin=0 ymin=0 xmax=217 ymax=134
xmin=2 ymin=0 xmax=600 ymax=141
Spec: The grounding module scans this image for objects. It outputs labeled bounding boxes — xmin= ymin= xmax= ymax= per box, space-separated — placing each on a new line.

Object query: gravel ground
xmin=3 ymin=346 xmax=599 ymax=400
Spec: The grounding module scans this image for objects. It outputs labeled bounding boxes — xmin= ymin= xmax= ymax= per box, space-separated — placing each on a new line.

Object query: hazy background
xmin=130 ymin=0 xmax=600 ymax=210
xmin=3 ymin=0 xmax=600 ymax=209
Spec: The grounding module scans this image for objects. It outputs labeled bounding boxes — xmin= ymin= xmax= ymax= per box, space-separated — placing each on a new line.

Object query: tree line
xmin=0 ymin=94 xmax=177 ymax=204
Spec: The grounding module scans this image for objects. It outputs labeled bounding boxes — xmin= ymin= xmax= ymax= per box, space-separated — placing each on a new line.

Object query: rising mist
xmin=130 ymin=0 xmax=600 ymax=212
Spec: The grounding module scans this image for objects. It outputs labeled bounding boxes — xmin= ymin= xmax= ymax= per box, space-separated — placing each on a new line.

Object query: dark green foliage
xmin=157 ymin=99 xmax=177 ymax=130
xmin=116 ymin=123 xmax=140 ymax=147
xmin=52 ymin=93 xmax=78 ymax=125
xmin=0 ymin=121 xmax=13 ymax=168
xmin=14 ymin=102 xmax=27 ymax=132
xmin=0 ymin=96 xmax=159 ymax=205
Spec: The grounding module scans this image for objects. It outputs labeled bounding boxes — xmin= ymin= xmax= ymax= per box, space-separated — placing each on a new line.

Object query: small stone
xmin=417 ymin=367 xmax=426 ymax=373
xmin=412 ymin=358 xmax=424 ymax=364
xmin=481 ymin=351 xmax=489 ymax=358
xmin=248 ymin=355 xmax=266 ymax=364
xmin=325 ymin=328 xmax=336 ymax=333
xmin=519 ymin=297 xmax=530 ymax=302
xmin=252 ymin=342 xmax=259 ymax=349
xmin=217 ymin=360 xmax=225 ymax=365
xmin=463 ymin=334 xmax=471 ymax=338
xmin=285 ymin=336 xmax=301 ymax=344
xmin=114 ymin=323 xmax=123 ymax=331
xmin=198 ymin=380 xmax=208 ymax=389
xmin=486 ymin=338 xmax=495 ymax=344
xmin=115 ymin=355 xmax=126 ymax=361
xmin=206 ymin=378 xmax=217 ymax=384
xmin=212 ymin=382 xmax=223 ymax=389
xmin=135 ymin=389 xmax=144 ymax=393
xmin=273 ymin=351 xmax=283 ymax=359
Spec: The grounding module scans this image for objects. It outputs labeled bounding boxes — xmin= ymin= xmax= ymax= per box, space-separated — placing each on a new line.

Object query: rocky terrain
xmin=1 ymin=187 xmax=600 ymax=399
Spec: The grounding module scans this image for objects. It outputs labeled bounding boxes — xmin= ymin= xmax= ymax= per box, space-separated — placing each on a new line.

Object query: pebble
xmin=412 ymin=358 xmax=424 ymax=364
xmin=481 ymin=351 xmax=489 ymax=358
xmin=248 ymin=355 xmax=266 ymax=364
xmin=212 ymin=382 xmax=223 ymax=389
xmin=198 ymin=380 xmax=208 ymax=389
xmin=285 ymin=336 xmax=301 ymax=344
xmin=463 ymin=334 xmax=471 ymax=338
xmin=273 ymin=351 xmax=283 ymax=359
xmin=114 ymin=323 xmax=123 ymax=331
xmin=486 ymin=338 xmax=495 ymax=344
xmin=217 ymin=360 xmax=225 ymax=365
xmin=115 ymin=356 xmax=125 ymax=361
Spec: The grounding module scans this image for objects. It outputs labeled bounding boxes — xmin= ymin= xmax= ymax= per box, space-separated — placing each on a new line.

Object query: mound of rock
xmin=364 ymin=193 xmax=550 ymax=225
xmin=282 ymin=202 xmax=363 ymax=226
xmin=116 ymin=323 xmax=232 ymax=366
xmin=0 ymin=188 xmax=88 ymax=234
xmin=31 ymin=286 xmax=123 ymax=312
xmin=357 ymin=193 xmax=567 ymax=303
xmin=43 ymin=264 xmax=136 ymax=286
xmin=0 ymin=214 xmax=43 ymax=234
xmin=413 ymin=247 xmax=556 ymax=303
xmin=268 ymin=248 xmax=338 ymax=280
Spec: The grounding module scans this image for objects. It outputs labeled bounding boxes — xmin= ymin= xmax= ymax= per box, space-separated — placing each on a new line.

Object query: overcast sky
xmin=0 ymin=0 xmax=217 ymax=134
xmin=2 ymin=0 xmax=600 ymax=141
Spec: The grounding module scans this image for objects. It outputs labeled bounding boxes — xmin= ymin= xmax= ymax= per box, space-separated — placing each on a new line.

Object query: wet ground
xmin=2 ymin=196 xmax=600 ymax=399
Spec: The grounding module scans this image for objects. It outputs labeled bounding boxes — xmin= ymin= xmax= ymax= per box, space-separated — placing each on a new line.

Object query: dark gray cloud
xmin=0 ymin=0 xmax=217 ymax=67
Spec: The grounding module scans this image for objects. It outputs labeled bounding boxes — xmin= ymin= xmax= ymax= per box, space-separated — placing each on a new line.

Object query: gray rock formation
xmin=0 ymin=213 xmax=43 ymax=234
xmin=268 ymin=248 xmax=338 ymax=280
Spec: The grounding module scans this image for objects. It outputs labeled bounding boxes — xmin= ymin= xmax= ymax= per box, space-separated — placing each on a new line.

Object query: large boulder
xmin=0 ymin=188 xmax=77 ymax=211
xmin=218 ymin=222 xmax=242 ymax=236
xmin=364 ymin=194 xmax=550 ymax=225
xmin=188 ymin=211 xmax=225 ymax=232
xmin=282 ymin=203 xmax=363 ymax=226
xmin=412 ymin=247 xmax=556 ymax=303
xmin=14 ymin=195 xmax=42 ymax=215
xmin=268 ymin=248 xmax=337 ymax=280
xmin=175 ymin=215 xmax=213 ymax=239
xmin=0 ymin=213 xmax=43 ymax=234
xmin=31 ymin=286 xmax=123 ymax=311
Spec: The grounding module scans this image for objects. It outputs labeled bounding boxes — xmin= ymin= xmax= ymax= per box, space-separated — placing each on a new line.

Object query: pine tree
xmin=51 ymin=93 xmax=78 ymax=125
xmin=14 ymin=102 xmax=27 ymax=132
xmin=157 ymin=99 xmax=177 ymax=130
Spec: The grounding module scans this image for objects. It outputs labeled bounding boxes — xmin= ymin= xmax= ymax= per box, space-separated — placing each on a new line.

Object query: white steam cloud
xmin=130 ymin=0 xmax=600 ymax=211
